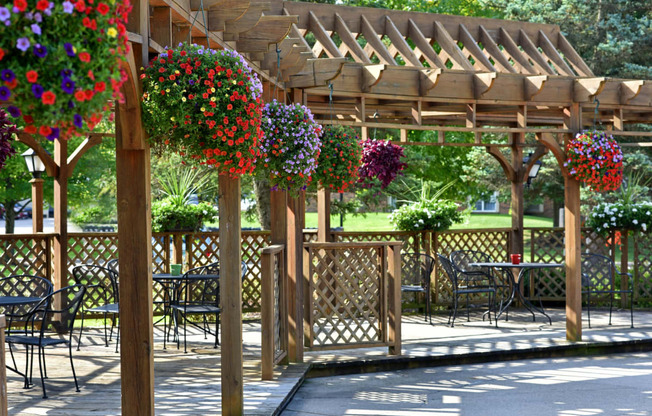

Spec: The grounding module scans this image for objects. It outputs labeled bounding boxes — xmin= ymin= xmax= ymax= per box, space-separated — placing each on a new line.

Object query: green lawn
xmin=239 ymin=212 xmax=553 ymax=231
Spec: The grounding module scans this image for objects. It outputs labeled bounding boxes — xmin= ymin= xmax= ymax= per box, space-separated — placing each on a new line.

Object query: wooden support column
xmin=0 ymin=315 xmax=7 ymax=416
xmin=30 ymin=178 xmax=44 ymax=233
xmin=510 ymin=132 xmax=525 ymax=257
xmin=53 ymin=139 xmax=68 ymax=293
xmin=387 ymin=242 xmax=402 ymax=355
xmin=317 ymin=188 xmax=331 ymax=242
xmin=287 ymin=191 xmax=304 ymax=362
xmin=565 ymin=103 xmax=582 ymax=342
xmin=219 ymin=174 xmax=243 ymax=416
xmin=270 ymin=190 xmax=287 ymax=245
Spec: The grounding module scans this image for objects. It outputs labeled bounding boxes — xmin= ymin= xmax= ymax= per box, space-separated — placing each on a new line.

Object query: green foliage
xmin=0 ymin=140 xmax=32 ymax=232
xmin=390 ymin=199 xmax=464 ymax=231
xmin=72 ymin=206 xmax=108 ymax=225
xmin=151 ymin=199 xmax=218 ymax=232
xmin=158 ymin=167 xmax=214 ymax=206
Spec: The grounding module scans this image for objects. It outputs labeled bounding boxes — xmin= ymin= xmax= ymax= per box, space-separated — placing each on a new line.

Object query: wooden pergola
xmin=13 ymin=0 xmax=652 ymax=415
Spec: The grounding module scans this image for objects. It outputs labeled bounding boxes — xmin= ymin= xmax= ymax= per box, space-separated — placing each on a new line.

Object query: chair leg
xmin=608 ymin=293 xmax=614 ymax=326
xmin=183 ymin=312 xmax=188 ymax=354
xmin=115 ymin=316 xmax=120 ymax=353
xmin=630 ymin=294 xmax=634 ymax=328
xmin=77 ymin=312 xmax=85 ymax=351
xmin=214 ymin=314 xmax=219 ymax=348
xmin=68 ymin=343 xmax=81 ymax=393
xmin=451 ymin=295 xmax=459 ymax=327
xmin=466 ymin=293 xmax=470 ymax=322
xmin=37 ymin=347 xmax=47 ymax=399
xmin=587 ymin=293 xmax=592 ymax=329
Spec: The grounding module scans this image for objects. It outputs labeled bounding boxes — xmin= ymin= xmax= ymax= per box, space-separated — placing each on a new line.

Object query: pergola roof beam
xmin=459 ymin=23 xmax=495 ymax=72
xmin=309 ymin=11 xmax=343 ymax=58
xmin=557 ymin=33 xmax=594 ymax=77
xmin=223 ymin=0 xmax=270 ymax=41
xmin=498 ymin=28 xmax=536 ymax=74
xmin=335 ymin=13 xmax=372 ymax=64
xmin=537 ymin=30 xmax=575 ymax=76
xmin=478 ymin=25 xmax=516 ymax=73
xmin=517 ymin=29 xmax=555 ymax=75
xmin=360 ymin=15 xmax=396 ymax=65
xmin=408 ymin=19 xmax=446 ymax=69
xmin=385 ymin=16 xmax=422 ymax=67
xmin=433 ymin=21 xmax=474 ymax=71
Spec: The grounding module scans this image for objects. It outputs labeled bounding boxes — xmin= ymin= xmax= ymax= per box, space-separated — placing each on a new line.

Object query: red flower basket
xmin=313 ymin=125 xmax=361 ymax=193
xmin=564 ymin=131 xmax=623 ymax=192
xmin=141 ymin=43 xmax=263 ymax=177
xmin=0 ymin=0 xmax=131 ymax=140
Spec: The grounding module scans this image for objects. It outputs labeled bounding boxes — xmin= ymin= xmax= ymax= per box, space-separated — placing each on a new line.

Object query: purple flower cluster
xmin=358 ymin=139 xmax=407 ymax=189
xmin=0 ymin=108 xmax=17 ymax=170
xmin=259 ymin=99 xmax=322 ymax=194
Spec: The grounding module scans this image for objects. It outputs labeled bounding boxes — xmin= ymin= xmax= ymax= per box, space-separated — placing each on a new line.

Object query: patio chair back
xmin=72 ymin=264 xmax=119 ymax=306
xmin=401 ymin=252 xmax=435 ymax=323
xmin=0 ymin=274 xmax=53 ymax=317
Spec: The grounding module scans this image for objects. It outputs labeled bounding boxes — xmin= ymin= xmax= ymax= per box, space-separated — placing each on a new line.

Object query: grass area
xmin=239 ymin=212 xmax=554 ymax=231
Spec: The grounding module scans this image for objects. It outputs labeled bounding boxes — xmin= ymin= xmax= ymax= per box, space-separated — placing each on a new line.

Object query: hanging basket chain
xmin=187 ymin=0 xmax=211 ymax=45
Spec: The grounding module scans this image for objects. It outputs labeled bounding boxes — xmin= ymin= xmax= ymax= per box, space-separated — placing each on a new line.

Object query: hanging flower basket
xmin=0 ymin=0 xmax=132 ymax=140
xmin=313 ymin=125 xmax=362 ymax=193
xmin=259 ymin=99 xmax=321 ymax=194
xmin=587 ymin=201 xmax=652 ymax=236
xmin=141 ymin=43 xmax=263 ymax=177
xmin=564 ymin=131 xmax=623 ymax=192
xmin=358 ymin=138 xmax=407 ymax=189
xmin=0 ymin=108 xmax=17 ymax=170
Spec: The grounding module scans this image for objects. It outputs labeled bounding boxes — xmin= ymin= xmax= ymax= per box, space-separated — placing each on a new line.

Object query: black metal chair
xmin=0 ymin=275 xmax=53 ymax=330
xmin=170 ymin=263 xmax=221 ymax=353
xmin=450 ymin=250 xmax=510 ymax=321
xmin=438 ymin=254 xmax=496 ymax=327
xmin=581 ymin=252 xmax=634 ymax=328
xmin=71 ymin=264 xmax=119 ymax=351
xmin=401 ymin=252 xmax=435 ymax=323
xmin=6 ymin=284 xmax=86 ymax=398
xmin=106 ymin=259 xmax=119 ymax=274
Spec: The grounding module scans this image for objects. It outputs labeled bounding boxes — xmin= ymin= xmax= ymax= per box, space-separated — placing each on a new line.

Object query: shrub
xmin=151 ymin=199 xmax=217 ymax=232
xmin=389 ymin=199 xmax=463 ymax=231
xmin=72 ymin=206 xmax=108 ymax=225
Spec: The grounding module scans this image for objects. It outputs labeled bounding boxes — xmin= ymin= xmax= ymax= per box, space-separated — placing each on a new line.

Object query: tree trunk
xmin=4 ymin=201 xmax=16 ymax=234
xmin=253 ymin=177 xmax=271 ymax=230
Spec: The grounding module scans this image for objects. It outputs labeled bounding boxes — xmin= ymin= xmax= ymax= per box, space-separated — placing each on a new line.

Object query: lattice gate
xmin=303 ymin=242 xmax=400 ymax=352
xmin=635 ymin=233 xmax=652 ymax=303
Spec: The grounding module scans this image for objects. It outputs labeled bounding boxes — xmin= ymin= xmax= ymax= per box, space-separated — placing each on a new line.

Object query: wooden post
xmin=260 ymin=248 xmax=274 ymax=380
xmin=387 ymin=242 xmax=402 ymax=355
xmin=116 ymin=112 xmax=155 ymax=416
xmin=0 ymin=315 xmax=7 ymax=416
xmin=219 ymin=174 xmax=243 ymax=416
xmin=510 ymin=133 xmax=524 ymax=257
xmin=270 ymin=190 xmax=287 ymax=245
xmin=317 ymin=188 xmax=331 ymax=242
xmin=565 ymin=103 xmax=582 ymax=342
xmin=30 ymin=178 xmax=44 ymax=233
xmin=287 ymin=191 xmax=304 ymax=362
xmin=53 ymin=139 xmax=68 ymax=292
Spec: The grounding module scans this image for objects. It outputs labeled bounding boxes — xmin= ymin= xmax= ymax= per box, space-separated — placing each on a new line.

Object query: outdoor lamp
xmin=21 ymin=148 xmax=46 ymax=179
xmin=523 ymin=152 xmax=542 ymax=187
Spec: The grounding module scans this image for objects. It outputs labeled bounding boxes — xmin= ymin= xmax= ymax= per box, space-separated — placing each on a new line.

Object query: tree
xmin=0 ymin=141 xmax=34 ymax=233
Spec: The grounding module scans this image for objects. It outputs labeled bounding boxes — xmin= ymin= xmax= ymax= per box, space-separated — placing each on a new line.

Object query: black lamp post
xmin=21 ymin=148 xmax=46 ymax=232
xmin=523 ymin=152 xmax=542 ymax=187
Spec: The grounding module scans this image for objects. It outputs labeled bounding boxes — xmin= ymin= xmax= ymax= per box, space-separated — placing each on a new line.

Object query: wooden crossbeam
xmin=498 ymin=28 xmax=536 ymax=74
xmin=479 ymin=25 xmax=516 ymax=73
xmin=236 ymin=15 xmax=298 ymax=53
xmin=517 ymin=29 xmax=554 ymax=75
xmin=360 ymin=15 xmax=396 ymax=65
xmin=433 ymin=21 xmax=474 ymax=71
xmin=537 ymin=30 xmax=574 ymax=76
xmin=459 ymin=23 xmax=495 ymax=72
xmin=574 ymin=77 xmax=607 ymax=102
xmin=309 ymin=11 xmax=343 ymax=58
xmin=557 ymin=33 xmax=594 ymax=77
xmin=223 ymin=0 xmax=270 ymax=41
xmin=408 ymin=19 xmax=446 ymax=69
xmin=206 ymin=0 xmax=250 ymax=32
xmin=474 ymin=72 xmax=497 ymax=98
xmin=385 ymin=16 xmax=422 ymax=67
xmin=335 ymin=13 xmax=372 ymax=64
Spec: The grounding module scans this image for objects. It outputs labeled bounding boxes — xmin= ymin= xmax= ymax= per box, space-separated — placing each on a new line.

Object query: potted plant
xmin=358 ymin=138 xmax=407 ymax=189
xmin=0 ymin=0 xmax=132 ymax=139
xmin=151 ymin=199 xmax=217 ymax=232
xmin=564 ymin=131 xmax=623 ymax=191
xmin=141 ymin=43 xmax=263 ymax=177
xmin=313 ymin=125 xmax=362 ymax=193
xmin=587 ymin=201 xmax=652 ymax=236
xmin=390 ymin=199 xmax=464 ymax=231
xmin=258 ymin=99 xmax=321 ymax=195
xmin=0 ymin=108 xmax=16 ymax=170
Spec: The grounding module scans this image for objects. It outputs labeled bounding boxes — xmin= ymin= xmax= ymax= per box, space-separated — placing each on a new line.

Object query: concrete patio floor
xmin=5 ymin=308 xmax=652 ymax=415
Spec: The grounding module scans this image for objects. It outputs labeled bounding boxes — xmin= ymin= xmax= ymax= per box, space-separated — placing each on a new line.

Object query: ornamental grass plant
xmin=141 ymin=43 xmax=263 ymax=177
xmin=0 ymin=0 xmax=131 ymax=139
xmin=259 ymin=99 xmax=321 ymax=195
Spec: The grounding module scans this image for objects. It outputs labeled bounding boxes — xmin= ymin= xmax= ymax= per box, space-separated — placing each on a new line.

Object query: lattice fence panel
xmin=307 ymin=246 xmax=384 ymax=349
xmin=0 ymin=235 xmax=51 ymax=279
xmin=303 ymin=230 xmax=318 ymax=243
xmin=334 ymin=231 xmax=421 ymax=254
xmin=635 ymin=234 xmax=652 ymax=302
xmin=241 ymin=231 xmax=271 ymax=311
xmin=433 ymin=229 xmax=510 ymax=305
xmin=188 ymin=233 xmax=220 ymax=268
xmin=67 ymin=233 xmax=119 ymax=280
xmin=273 ymin=252 xmax=282 ymax=358
xmin=151 ymin=233 xmax=169 ymax=275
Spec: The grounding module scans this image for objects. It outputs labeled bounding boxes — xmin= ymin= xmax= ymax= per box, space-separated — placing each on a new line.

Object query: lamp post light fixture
xmin=21 ymin=148 xmax=46 ymax=233
xmin=523 ymin=152 xmax=542 ymax=188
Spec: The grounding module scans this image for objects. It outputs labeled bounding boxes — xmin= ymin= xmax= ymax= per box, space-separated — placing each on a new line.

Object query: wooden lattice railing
xmin=260 ymin=244 xmax=288 ymax=380
xmin=303 ymin=241 xmax=401 ymax=353
xmin=0 ymin=233 xmax=53 ymax=279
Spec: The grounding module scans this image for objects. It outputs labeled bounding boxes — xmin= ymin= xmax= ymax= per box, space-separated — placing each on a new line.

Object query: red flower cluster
xmin=142 ymin=43 xmax=263 ymax=177
xmin=0 ymin=0 xmax=132 ymax=140
xmin=564 ymin=131 xmax=623 ymax=192
xmin=314 ymin=125 xmax=362 ymax=193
